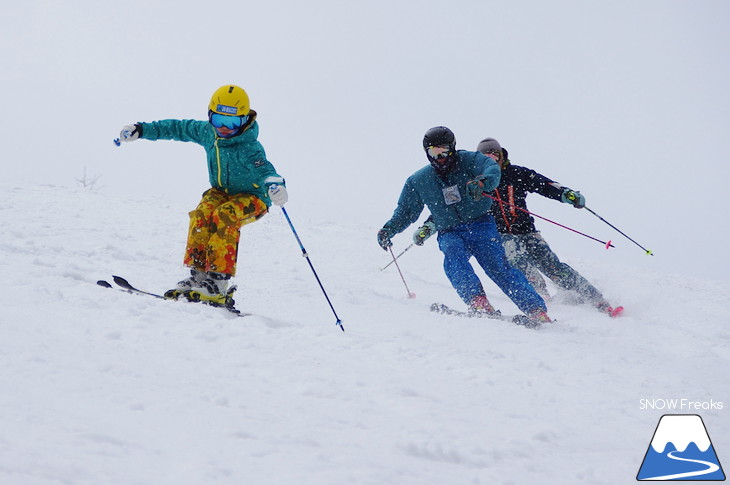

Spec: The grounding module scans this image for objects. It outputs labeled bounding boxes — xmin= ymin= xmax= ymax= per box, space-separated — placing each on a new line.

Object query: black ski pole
xmin=280 ymin=206 xmax=345 ymax=332
xmin=584 ymin=206 xmax=654 ymax=255
xmin=380 ymin=243 xmax=414 ymax=271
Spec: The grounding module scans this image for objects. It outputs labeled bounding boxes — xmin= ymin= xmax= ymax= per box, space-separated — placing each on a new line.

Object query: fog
xmin=2 ymin=0 xmax=728 ymax=280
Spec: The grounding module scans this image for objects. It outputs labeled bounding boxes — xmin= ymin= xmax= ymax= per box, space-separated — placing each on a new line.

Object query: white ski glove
xmin=119 ymin=124 xmax=141 ymax=142
xmin=267 ymin=184 xmax=288 ymax=206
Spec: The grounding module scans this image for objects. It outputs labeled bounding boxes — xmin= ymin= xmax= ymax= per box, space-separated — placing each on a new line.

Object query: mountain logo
xmin=637 ymin=414 xmax=725 ymax=481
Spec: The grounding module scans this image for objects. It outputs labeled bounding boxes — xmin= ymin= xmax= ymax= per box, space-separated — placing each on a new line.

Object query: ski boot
xmin=164 ymin=269 xmax=206 ymax=300
xmin=185 ymin=285 xmax=238 ymax=310
xmin=509 ymin=309 xmax=553 ymax=329
xmin=468 ymin=294 xmax=502 ymax=317
xmin=525 ymin=309 xmax=553 ymax=328
xmin=528 ymin=309 xmax=552 ymax=323
xmin=182 ymin=272 xmax=236 ymax=309
xmin=595 ymin=300 xmax=624 ymax=318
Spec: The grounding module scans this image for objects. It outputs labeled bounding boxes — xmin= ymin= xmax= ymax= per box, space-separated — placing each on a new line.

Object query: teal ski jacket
xmin=383 ymin=150 xmax=501 ymax=235
xmin=139 ymin=118 xmax=284 ymax=206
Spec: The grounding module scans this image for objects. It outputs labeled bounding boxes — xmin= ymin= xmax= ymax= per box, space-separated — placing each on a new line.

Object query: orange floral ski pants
xmin=184 ymin=188 xmax=268 ymax=276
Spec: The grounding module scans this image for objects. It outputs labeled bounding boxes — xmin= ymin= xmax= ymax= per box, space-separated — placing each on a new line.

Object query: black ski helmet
xmin=423 ymin=126 xmax=456 ymax=149
xmin=423 ymin=126 xmax=458 ymax=175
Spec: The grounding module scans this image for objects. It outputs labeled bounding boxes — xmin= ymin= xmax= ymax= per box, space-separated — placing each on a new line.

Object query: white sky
xmin=2 ymin=0 xmax=729 ymax=281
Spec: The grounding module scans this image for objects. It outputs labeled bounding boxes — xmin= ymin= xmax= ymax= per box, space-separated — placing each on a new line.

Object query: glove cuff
xmin=264 ymin=176 xmax=285 ymax=187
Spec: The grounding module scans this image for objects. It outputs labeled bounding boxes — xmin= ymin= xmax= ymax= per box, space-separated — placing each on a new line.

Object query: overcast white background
xmin=1 ymin=0 xmax=728 ymax=281
xmin=1 ymin=3 xmax=729 ymax=484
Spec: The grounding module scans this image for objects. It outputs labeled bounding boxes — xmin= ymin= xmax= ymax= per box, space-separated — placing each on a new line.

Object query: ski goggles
xmin=482 ymin=150 xmax=501 ymax=159
xmin=426 ymin=145 xmax=453 ymax=159
xmin=210 ymin=113 xmax=248 ymax=130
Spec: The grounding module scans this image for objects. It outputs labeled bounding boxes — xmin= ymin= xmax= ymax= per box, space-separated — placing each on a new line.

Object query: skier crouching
xmin=117 ymin=84 xmax=287 ymax=306
xmin=377 ymin=126 xmax=552 ymax=326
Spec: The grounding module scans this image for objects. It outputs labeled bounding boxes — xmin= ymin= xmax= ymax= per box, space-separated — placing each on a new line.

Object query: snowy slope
xmin=1 ymin=182 xmax=728 ymax=485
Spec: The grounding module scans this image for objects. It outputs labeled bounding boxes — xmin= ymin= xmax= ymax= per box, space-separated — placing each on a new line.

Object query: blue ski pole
xmin=280 ymin=206 xmax=344 ymax=332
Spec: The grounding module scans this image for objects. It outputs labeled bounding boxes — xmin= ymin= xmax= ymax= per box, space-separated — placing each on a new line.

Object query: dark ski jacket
xmin=490 ymin=164 xmax=567 ymax=235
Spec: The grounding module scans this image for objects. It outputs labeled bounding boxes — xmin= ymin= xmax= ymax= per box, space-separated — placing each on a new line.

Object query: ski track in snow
xmin=0 ymin=183 xmax=728 ymax=485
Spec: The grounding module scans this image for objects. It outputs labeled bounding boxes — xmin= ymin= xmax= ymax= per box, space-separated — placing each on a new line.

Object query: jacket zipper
xmin=214 ymin=138 xmax=223 ymax=189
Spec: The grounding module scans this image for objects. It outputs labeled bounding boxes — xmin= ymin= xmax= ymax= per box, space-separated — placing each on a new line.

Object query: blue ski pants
xmin=437 ymin=217 xmax=546 ymax=314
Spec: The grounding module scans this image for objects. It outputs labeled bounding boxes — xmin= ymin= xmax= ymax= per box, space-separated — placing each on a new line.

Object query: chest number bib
xmin=442 ymin=185 xmax=462 ymax=205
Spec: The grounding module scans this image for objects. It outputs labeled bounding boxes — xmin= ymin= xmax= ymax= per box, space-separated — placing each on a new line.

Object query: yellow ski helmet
xmin=208 ymin=85 xmax=250 ymax=116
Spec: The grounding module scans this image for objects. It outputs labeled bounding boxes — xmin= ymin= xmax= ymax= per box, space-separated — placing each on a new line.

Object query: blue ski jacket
xmin=382 ymin=150 xmax=501 ymax=235
xmin=139 ymin=118 xmax=284 ymax=206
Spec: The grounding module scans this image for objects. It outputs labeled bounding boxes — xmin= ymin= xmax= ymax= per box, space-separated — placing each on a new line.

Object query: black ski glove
xmin=377 ymin=228 xmax=393 ymax=250
xmin=466 ymin=175 xmax=490 ymax=201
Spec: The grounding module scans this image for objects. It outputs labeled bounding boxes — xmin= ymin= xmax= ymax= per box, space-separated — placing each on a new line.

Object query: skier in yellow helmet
xmin=117 ymin=85 xmax=287 ymax=307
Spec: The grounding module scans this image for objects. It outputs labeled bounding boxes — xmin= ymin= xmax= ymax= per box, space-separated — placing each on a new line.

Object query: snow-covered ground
xmin=1 ymin=182 xmax=728 ymax=485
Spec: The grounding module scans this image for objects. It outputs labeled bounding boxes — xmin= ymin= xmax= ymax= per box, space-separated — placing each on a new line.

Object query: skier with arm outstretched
xmin=117 ymin=84 xmax=288 ymax=307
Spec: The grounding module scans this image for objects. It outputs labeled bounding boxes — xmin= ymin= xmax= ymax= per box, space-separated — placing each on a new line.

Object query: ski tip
xmin=609 ymin=306 xmax=625 ymax=318
xmin=97 ymin=280 xmax=112 ymax=288
xmin=512 ymin=315 xmax=543 ymax=329
xmin=112 ymin=275 xmax=130 ymax=286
